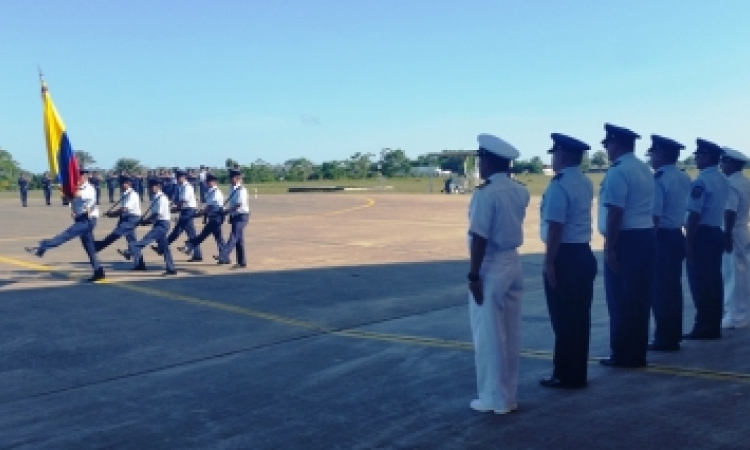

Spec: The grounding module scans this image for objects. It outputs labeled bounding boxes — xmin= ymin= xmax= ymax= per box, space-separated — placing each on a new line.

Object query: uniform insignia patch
xmin=691 ymin=185 xmax=704 ymax=199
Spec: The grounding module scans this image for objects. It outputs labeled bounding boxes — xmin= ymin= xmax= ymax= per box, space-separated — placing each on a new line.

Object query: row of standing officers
xmin=467 ymin=124 xmax=750 ymax=415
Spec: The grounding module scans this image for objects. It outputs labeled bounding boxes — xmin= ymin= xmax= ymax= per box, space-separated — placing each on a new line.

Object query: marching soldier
xmin=106 ymin=171 xmax=117 ymax=203
xmin=42 ymin=172 xmax=52 ymax=206
xmin=118 ymin=179 xmax=176 ymax=276
xmin=94 ymin=175 xmax=145 ymax=270
xmin=199 ymin=165 xmax=208 ymax=203
xmin=215 ymin=169 xmax=250 ymax=268
xmin=684 ymin=139 xmax=730 ymax=340
xmin=24 ymin=169 xmax=105 ymax=282
xmin=154 ymin=170 xmax=202 ymax=261
xmin=720 ymin=148 xmax=750 ymax=329
xmin=539 ymin=134 xmax=597 ymax=389
xmin=598 ymin=124 xmax=655 ymax=368
xmin=467 ymin=134 xmax=529 ymax=414
xmin=17 ymin=173 xmax=29 ymax=207
xmin=177 ymin=173 xmax=226 ymax=257
xmin=648 ymin=135 xmax=691 ymax=351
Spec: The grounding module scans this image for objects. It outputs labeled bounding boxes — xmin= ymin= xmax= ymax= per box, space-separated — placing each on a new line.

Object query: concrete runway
xmin=0 ymin=193 xmax=749 ymax=449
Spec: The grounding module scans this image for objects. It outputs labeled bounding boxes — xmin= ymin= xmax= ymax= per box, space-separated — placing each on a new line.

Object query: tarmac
xmin=0 ymin=192 xmax=749 ymax=449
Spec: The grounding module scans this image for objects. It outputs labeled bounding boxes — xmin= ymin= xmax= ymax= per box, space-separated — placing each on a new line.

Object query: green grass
xmin=0 ymin=170 xmax=703 ymax=198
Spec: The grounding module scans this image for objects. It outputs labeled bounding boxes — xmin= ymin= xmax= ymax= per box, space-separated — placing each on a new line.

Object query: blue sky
xmin=1 ymin=0 xmax=749 ymax=172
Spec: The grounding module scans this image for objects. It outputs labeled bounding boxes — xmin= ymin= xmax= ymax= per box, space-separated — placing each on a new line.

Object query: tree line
xmin=0 ymin=146 xmax=697 ymax=190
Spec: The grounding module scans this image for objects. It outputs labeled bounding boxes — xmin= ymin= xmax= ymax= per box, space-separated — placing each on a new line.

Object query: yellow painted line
xmin=1 ymin=253 xmax=750 ymax=385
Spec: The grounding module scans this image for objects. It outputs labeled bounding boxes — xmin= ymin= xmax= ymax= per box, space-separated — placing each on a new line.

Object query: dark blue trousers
xmin=95 ymin=188 xmax=101 ymax=205
xmin=20 ymin=189 xmax=27 ymax=206
xmin=652 ymin=228 xmax=686 ymax=346
xmin=129 ymin=220 xmax=175 ymax=272
xmin=604 ymin=228 xmax=656 ymax=365
xmin=218 ymin=213 xmax=249 ymax=265
xmin=188 ymin=216 xmax=225 ymax=249
xmin=544 ymin=243 xmax=597 ymax=384
xmin=686 ymin=226 xmax=724 ymax=337
xmin=107 ymin=186 xmax=115 ymax=203
xmin=38 ymin=217 xmax=102 ymax=271
xmin=95 ymin=214 xmax=143 ymax=267
xmin=167 ymin=208 xmax=202 ymax=259
xmin=199 ymin=182 xmax=207 ymax=203
xmin=43 ymin=188 xmax=51 ymax=205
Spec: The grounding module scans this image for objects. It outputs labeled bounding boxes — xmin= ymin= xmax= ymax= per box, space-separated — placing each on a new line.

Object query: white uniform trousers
xmin=469 ymin=249 xmax=523 ymax=411
xmin=723 ymin=227 xmax=750 ymax=327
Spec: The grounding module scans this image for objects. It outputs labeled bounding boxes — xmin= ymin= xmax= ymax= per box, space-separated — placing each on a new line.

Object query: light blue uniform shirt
xmin=540 ymin=166 xmax=593 ymax=244
xmin=468 ymin=173 xmax=530 ymax=253
xmin=653 ymin=164 xmax=691 ymax=229
xmin=597 ymin=152 xmax=655 ymax=235
xmin=687 ymin=165 xmax=730 ymax=227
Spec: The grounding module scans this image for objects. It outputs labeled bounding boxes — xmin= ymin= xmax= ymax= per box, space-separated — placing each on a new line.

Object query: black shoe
xmin=162 ymin=270 xmax=177 ymax=276
xmin=186 ymin=258 xmax=203 ymax=262
xmin=648 ymin=342 xmax=680 ymax=352
xmin=86 ymin=268 xmax=105 ymax=282
xmin=132 ymin=264 xmax=147 ymax=271
xmin=599 ymin=358 xmax=647 ymax=368
xmin=117 ymin=249 xmax=131 ymax=260
xmin=539 ymin=377 xmax=587 ymax=389
xmin=150 ymin=245 xmax=163 ymax=256
xmin=25 ymin=247 xmax=42 ymax=257
xmin=682 ymin=332 xmax=721 ymax=340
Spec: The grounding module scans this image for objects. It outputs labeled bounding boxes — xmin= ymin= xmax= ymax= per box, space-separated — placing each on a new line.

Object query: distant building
xmin=542 ymin=165 xmax=554 ymax=176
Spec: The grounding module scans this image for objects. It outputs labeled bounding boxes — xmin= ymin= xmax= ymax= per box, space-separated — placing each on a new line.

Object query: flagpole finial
xmin=38 ymin=67 xmax=48 ymax=94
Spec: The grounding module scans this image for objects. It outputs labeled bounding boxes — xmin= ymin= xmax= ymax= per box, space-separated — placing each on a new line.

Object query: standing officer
xmin=539 ymin=133 xmax=597 ymax=389
xmin=106 ymin=171 xmax=117 ymax=203
xmin=720 ymin=147 xmax=750 ymax=329
xmin=684 ymin=139 xmax=730 ymax=340
xmin=598 ymin=124 xmax=655 ymax=368
xmin=90 ymin=171 xmax=102 ymax=205
xmin=155 ymin=170 xmax=202 ymax=261
xmin=215 ymin=170 xmax=250 ymax=268
xmin=94 ymin=175 xmax=145 ymax=270
xmin=647 ymin=135 xmax=692 ymax=351
xmin=42 ymin=172 xmax=52 ymax=206
xmin=467 ymin=134 xmax=529 ymax=415
xmin=199 ymin=165 xmax=208 ymax=203
xmin=177 ymin=173 xmax=226 ymax=257
xmin=24 ymin=169 xmax=105 ymax=282
xmin=119 ymin=178 xmax=176 ymax=276
xmin=17 ymin=173 xmax=29 ymax=207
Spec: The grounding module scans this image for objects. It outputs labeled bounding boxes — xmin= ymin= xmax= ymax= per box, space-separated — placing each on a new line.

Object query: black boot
xmin=87 ymin=268 xmax=105 ymax=282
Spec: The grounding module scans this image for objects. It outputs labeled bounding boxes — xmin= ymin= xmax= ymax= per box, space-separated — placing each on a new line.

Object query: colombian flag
xmin=40 ymin=75 xmax=79 ymax=198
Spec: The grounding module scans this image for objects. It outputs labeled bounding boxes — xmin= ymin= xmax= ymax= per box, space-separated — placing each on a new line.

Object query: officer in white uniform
xmin=467 ymin=134 xmax=529 ymax=414
xmin=720 ymin=147 xmax=750 ymax=329
xmin=598 ymin=124 xmax=655 ymax=368
xmin=539 ymin=133 xmax=597 ymax=389
xmin=119 ymin=179 xmax=176 ymax=276
xmin=25 ymin=169 xmax=105 ymax=282
xmin=177 ymin=173 xmax=226 ymax=256
xmin=685 ymin=139 xmax=730 ymax=339
xmin=94 ymin=175 xmax=146 ymax=270
xmin=157 ymin=170 xmax=202 ymax=261
xmin=216 ymin=170 xmax=250 ymax=269
xmin=647 ymin=135 xmax=692 ymax=351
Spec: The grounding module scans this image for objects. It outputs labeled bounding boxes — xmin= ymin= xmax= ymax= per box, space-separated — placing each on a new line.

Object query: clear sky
xmin=1 ymin=0 xmax=749 ymax=172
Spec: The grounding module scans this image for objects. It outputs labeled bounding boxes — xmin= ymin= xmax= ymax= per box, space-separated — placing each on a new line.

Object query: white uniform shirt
xmin=228 ymin=185 xmax=250 ymax=214
xmin=199 ymin=171 xmax=207 ymax=182
xmin=205 ymin=186 xmax=225 ymax=211
xmin=540 ymin=166 xmax=593 ymax=244
xmin=72 ymin=182 xmax=99 ymax=218
xmin=146 ymin=193 xmax=172 ymax=221
xmin=653 ymin=164 xmax=691 ymax=229
xmin=468 ymin=172 xmax=530 ymax=253
xmin=177 ymin=181 xmax=197 ymax=208
xmin=726 ymin=171 xmax=750 ymax=231
xmin=120 ymin=188 xmax=142 ymax=216
xmin=597 ymin=152 xmax=655 ymax=235
xmin=687 ymin=165 xmax=730 ymax=227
